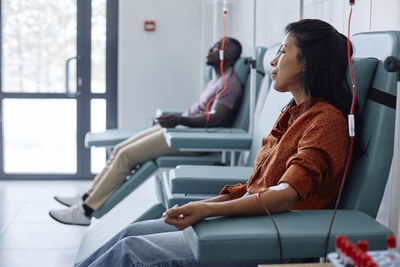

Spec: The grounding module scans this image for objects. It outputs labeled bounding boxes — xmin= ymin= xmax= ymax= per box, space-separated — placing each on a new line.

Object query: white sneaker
xmin=54 ymin=194 xmax=83 ymax=207
xmin=49 ymin=204 xmax=91 ymax=226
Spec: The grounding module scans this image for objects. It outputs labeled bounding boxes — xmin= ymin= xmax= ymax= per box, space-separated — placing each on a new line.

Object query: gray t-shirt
xmin=183 ymin=67 xmax=242 ymax=117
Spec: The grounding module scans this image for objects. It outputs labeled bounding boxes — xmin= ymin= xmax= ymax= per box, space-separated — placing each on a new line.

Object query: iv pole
xmin=212 ymin=0 xmax=257 ymax=135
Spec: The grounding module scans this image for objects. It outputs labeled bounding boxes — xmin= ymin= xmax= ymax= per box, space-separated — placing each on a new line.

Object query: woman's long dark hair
xmin=285 ymin=19 xmax=355 ymax=117
xmin=285 ymin=19 xmax=364 ymax=154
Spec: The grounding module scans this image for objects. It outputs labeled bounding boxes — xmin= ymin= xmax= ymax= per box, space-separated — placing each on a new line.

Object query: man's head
xmin=206 ymin=37 xmax=242 ymax=69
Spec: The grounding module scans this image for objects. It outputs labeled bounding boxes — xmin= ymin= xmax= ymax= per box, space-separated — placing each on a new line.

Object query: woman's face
xmin=270 ymin=34 xmax=304 ymax=94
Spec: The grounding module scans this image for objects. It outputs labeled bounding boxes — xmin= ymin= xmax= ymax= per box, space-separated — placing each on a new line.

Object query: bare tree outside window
xmin=1 ymin=0 xmax=108 ymax=174
xmin=3 ymin=0 xmax=76 ymax=93
xmin=92 ymin=0 xmax=106 ymax=93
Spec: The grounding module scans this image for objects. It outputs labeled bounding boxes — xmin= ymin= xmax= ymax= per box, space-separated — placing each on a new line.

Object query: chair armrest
xmin=169 ymin=165 xmax=252 ymax=194
xmin=84 ymin=129 xmax=142 ymax=148
xmin=155 ymin=109 xmax=184 ymax=117
xmin=164 ymin=131 xmax=253 ymax=151
xmin=85 ymin=127 xmax=247 ymax=148
xmin=165 ymin=127 xmax=246 ymax=133
xmin=183 ymin=210 xmax=392 ymax=261
xmin=161 ymin=170 xmax=218 ymax=208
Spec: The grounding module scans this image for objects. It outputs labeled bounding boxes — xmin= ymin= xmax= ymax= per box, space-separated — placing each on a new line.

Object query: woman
xmin=78 ymin=19 xmax=354 ymax=266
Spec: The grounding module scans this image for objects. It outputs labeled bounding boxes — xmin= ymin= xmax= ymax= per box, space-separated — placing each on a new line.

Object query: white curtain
xmin=377 ymin=82 xmax=400 ymax=249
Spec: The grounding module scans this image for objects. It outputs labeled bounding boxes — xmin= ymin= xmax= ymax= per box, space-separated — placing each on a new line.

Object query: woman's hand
xmin=163 ymin=202 xmax=209 ymax=230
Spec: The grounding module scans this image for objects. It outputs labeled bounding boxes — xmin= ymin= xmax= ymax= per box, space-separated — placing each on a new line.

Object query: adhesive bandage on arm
xmin=268 ymin=183 xmax=289 ymax=191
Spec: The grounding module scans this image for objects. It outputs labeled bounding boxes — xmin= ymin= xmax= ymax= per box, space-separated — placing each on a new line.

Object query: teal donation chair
xmin=174 ymin=31 xmax=399 ymax=262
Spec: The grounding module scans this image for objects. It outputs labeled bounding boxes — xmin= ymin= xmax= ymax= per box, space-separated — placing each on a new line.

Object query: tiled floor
xmin=0 ymin=180 xmax=91 ymax=267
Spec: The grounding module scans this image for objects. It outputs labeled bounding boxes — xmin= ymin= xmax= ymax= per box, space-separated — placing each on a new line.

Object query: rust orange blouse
xmin=220 ymin=99 xmax=350 ymax=209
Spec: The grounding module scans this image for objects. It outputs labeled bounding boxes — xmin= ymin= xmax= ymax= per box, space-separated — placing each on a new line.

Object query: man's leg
xmin=49 ymin=126 xmax=181 ymax=225
xmin=87 ymin=125 xmax=163 ymax=195
xmin=84 ymin=127 xmax=181 ymax=210
xmin=52 ymin=125 xmax=163 ymax=208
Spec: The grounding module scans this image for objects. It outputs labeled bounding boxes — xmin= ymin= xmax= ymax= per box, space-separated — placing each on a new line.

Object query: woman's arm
xmin=202 ymin=193 xmax=231 ymax=202
xmin=163 ymin=185 xmax=299 ymax=230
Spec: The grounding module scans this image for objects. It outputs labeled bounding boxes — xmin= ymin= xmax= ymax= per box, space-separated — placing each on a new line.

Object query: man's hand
xmin=156 ymin=114 xmax=183 ymax=128
xmin=163 ymin=202 xmax=209 ymax=230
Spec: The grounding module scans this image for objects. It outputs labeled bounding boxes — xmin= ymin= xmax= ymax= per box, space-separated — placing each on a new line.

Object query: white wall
xmin=118 ymin=0 xmax=207 ymax=129
xmin=226 ymin=0 xmax=300 ymax=50
xmin=227 ymin=0 xmax=400 ymax=50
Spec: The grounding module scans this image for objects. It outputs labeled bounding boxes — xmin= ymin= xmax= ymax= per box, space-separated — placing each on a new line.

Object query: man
xmin=49 ymin=37 xmax=243 ymax=226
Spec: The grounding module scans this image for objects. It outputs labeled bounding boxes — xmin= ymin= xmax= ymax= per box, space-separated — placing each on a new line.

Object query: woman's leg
xmin=84 ymin=127 xmax=182 ymax=210
xmin=79 ymin=221 xmax=278 ymax=267
xmin=77 ymin=219 xmax=179 ymax=267
xmin=87 ymin=125 xmax=163 ymax=195
xmin=85 ymin=231 xmax=194 ymax=267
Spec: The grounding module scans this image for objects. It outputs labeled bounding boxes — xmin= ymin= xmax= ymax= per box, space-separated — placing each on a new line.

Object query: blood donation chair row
xmin=74 ymin=47 xmax=269 ymax=265
xmin=76 ymin=45 xmax=272 ymax=264
xmin=75 ymin=30 xmax=399 ymax=265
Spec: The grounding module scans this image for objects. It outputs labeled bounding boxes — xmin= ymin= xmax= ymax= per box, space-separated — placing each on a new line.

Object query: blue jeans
xmin=77 ymin=218 xmax=279 ymax=267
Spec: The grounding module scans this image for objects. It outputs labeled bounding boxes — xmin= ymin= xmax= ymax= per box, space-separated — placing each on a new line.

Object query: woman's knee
xmin=115 ymin=236 xmax=167 ymax=266
xmin=115 ymin=223 xmax=142 ymax=240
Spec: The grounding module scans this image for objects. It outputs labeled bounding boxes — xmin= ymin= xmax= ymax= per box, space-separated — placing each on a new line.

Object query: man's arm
xmin=163 ymin=186 xmax=299 ymax=230
xmin=156 ymin=103 xmax=232 ymax=128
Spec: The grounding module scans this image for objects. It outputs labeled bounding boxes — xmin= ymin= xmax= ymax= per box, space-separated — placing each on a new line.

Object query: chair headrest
xmin=347 ymin=57 xmax=378 ymax=113
xmin=352 ymin=31 xmax=400 ymax=95
xmin=203 ymin=57 xmax=249 ymax=85
xmin=203 ymin=65 xmax=213 ymax=83
xmin=233 ymin=57 xmax=250 ymax=85
xmin=256 ymin=47 xmax=268 ymax=73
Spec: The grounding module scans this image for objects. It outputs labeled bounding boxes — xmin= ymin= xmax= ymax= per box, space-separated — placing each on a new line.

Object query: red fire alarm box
xmin=144 ymin=21 xmax=156 ymax=32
